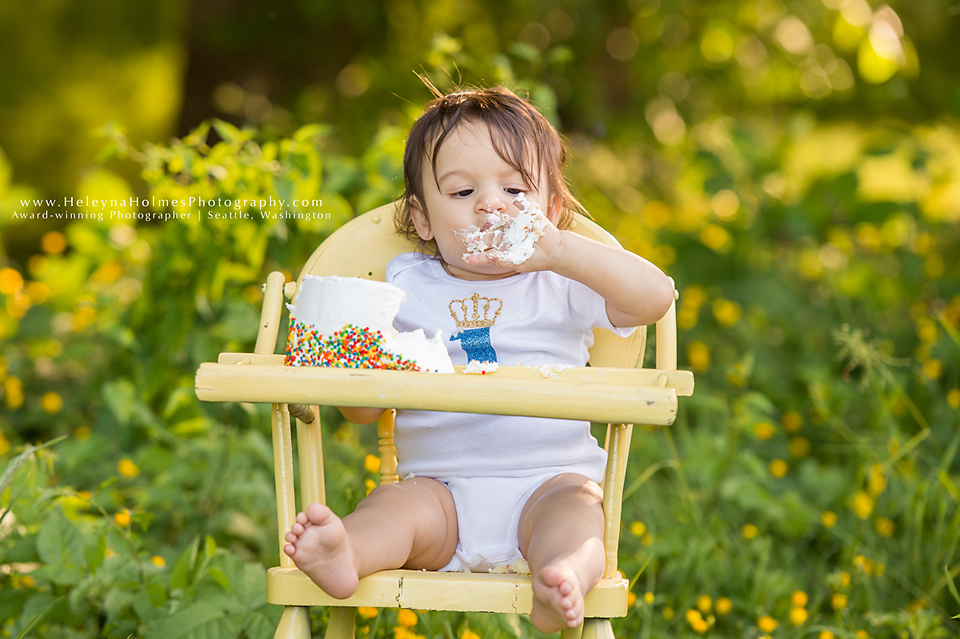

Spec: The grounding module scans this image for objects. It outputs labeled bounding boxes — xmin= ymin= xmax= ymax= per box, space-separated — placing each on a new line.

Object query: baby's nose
xmin=478 ymin=197 xmax=505 ymax=214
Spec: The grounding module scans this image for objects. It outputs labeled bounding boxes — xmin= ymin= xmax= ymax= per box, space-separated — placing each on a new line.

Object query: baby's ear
xmin=409 ymin=196 xmax=434 ymax=241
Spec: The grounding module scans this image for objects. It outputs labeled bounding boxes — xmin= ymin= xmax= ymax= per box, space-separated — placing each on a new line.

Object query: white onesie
xmin=386 ymin=253 xmax=635 ymax=572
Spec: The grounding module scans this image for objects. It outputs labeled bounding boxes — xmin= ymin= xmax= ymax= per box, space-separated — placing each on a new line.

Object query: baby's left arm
xmin=544 ymin=230 xmax=674 ymax=328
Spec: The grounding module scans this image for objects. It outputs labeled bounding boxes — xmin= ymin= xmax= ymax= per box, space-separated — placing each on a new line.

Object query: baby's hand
xmin=461 ymin=195 xmax=562 ymax=272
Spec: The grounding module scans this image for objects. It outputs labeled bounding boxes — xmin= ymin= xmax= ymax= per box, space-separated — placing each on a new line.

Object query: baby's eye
xmin=453 ymin=189 xmax=474 ymax=197
xmin=505 ymin=188 xmax=525 ymax=195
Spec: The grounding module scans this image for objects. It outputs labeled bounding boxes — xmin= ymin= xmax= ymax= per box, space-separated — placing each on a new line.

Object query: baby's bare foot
xmin=284 ymin=503 xmax=359 ymax=599
xmin=531 ymin=564 xmax=584 ymax=633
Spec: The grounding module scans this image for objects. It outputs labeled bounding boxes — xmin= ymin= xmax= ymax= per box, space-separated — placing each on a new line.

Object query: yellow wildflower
xmin=922 ymin=359 xmax=943 ymax=379
xmin=151 ymin=555 xmax=166 ymax=568
xmin=630 ymin=520 xmax=647 ymax=536
xmin=4 ymin=377 xmax=24 ymax=410
xmin=947 ymin=389 xmax=960 ymax=409
xmin=41 ymin=391 xmax=63 ymax=414
xmin=114 ymin=509 xmax=131 ymax=527
xmin=687 ymin=342 xmax=711 ymax=371
xmin=0 ymin=268 xmax=23 ymax=295
xmin=754 ymin=422 xmax=775 ymax=440
xmin=41 ymin=231 xmax=67 ymax=255
xmin=791 ymin=590 xmax=808 ymax=607
xmin=663 ymin=606 xmax=675 ymax=620
xmin=867 ymin=464 xmax=886 ymax=496
xmin=851 ymin=492 xmax=874 ymax=519
xmin=715 ymin=596 xmax=732 ymax=615
xmin=769 ymin=459 xmax=788 ymax=478
xmin=875 ymin=517 xmax=895 ymax=537
xmin=397 ymin=609 xmax=418 ymax=627
xmin=821 ymin=511 xmax=838 ymax=528
xmin=742 ymin=523 xmax=759 ymax=539
xmin=20 ymin=575 xmax=35 ymax=589
xmin=0 ymin=430 xmax=9 ymax=456
xmin=855 ymin=631 xmax=869 ymax=639
xmin=712 ymin=299 xmax=742 ymax=327
xmin=460 ymin=631 xmax=480 ymax=639
xmin=696 ymin=595 xmax=712 ymax=613
xmin=644 ymin=591 xmax=655 ymax=604
xmin=118 ymin=458 xmax=140 ymax=478
xmin=790 ymin=607 xmax=809 ymax=625
xmin=691 ymin=617 xmax=709 ymax=633
xmin=74 ymin=426 xmax=92 ymax=441
xmin=628 ymin=592 xmax=637 ymax=606
xmin=758 ymin=615 xmax=778 ymax=632
xmin=686 ymin=609 xmax=703 ymax=625
xmin=358 ymin=607 xmax=378 ymax=618
xmin=789 ymin=437 xmax=810 ymax=457
xmin=840 ymin=572 xmax=851 ymax=587
xmin=365 ymin=478 xmax=376 ymax=495
xmin=831 ymin=593 xmax=848 ymax=610
xmin=364 ymin=454 xmax=380 ymax=474
xmin=642 ymin=533 xmax=654 ymax=546
xmin=819 ymin=631 xmax=836 ymax=639
xmin=782 ymin=411 xmax=803 ymax=433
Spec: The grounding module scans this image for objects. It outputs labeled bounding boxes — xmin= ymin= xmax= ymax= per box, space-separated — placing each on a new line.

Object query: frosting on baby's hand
xmin=455 ymin=193 xmax=549 ymax=265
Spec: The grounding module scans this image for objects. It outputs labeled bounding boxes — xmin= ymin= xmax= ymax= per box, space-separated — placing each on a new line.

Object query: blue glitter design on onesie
xmin=451 ymin=327 xmax=498 ymax=363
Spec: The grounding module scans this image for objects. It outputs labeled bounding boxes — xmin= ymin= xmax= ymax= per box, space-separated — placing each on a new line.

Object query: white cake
xmin=284 ymin=275 xmax=454 ymax=373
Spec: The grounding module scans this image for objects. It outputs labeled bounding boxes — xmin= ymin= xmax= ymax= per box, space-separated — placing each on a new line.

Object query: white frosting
xmin=287 ymin=275 xmax=454 ymax=373
xmin=463 ymin=360 xmax=499 ymax=375
xmin=456 ymin=193 xmax=549 ymax=265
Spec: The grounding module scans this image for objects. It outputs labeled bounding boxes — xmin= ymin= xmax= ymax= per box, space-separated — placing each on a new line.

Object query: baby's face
xmin=410 ymin=120 xmax=559 ymax=280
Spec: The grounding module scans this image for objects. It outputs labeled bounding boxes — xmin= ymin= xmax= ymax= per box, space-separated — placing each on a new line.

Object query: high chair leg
xmin=324 ymin=607 xmax=356 ymax=639
xmin=274 ymin=606 xmax=310 ymax=639
xmin=579 ymin=618 xmax=616 ymax=639
xmin=561 ymin=624 xmax=584 ymax=639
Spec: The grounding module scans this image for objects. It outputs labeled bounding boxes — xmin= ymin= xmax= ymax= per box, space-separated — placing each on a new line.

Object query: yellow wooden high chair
xmin=194 ymin=202 xmax=693 ymax=639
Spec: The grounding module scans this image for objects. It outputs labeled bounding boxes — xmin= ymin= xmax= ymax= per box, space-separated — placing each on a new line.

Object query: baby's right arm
xmin=339 ymin=406 xmax=387 ymax=424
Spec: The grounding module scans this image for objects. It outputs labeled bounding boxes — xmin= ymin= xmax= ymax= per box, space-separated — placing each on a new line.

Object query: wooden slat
xmin=196 ymin=362 xmax=680 ymax=426
xmin=266 ymin=568 xmax=628 ymax=617
xmin=215 ymin=353 xmax=694 ymax=396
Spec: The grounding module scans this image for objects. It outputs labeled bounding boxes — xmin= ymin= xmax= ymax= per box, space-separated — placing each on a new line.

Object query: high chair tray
xmin=195 ymin=353 xmax=693 ymax=425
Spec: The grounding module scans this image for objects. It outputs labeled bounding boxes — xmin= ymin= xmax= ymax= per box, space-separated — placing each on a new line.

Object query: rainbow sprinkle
xmin=284 ymin=320 xmax=422 ymax=371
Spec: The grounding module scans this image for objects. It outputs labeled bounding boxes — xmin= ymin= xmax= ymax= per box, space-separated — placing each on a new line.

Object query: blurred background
xmin=0 ymin=0 xmax=958 ymax=637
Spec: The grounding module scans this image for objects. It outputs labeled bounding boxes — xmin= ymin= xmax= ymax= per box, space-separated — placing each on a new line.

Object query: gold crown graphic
xmin=449 ymin=293 xmax=503 ymax=329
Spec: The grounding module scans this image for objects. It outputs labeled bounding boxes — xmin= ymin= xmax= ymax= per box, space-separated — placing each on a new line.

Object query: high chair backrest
xmin=296 ymin=201 xmax=648 ymax=369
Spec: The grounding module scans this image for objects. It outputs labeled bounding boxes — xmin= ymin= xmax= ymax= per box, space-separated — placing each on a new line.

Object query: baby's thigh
xmin=517 ymin=473 xmax=604 ymax=550
xmin=358 ymin=476 xmax=459 ymax=568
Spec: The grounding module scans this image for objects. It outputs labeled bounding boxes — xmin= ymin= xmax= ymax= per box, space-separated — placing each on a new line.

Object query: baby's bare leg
xmin=518 ymin=473 xmax=605 ymax=633
xmin=284 ymin=477 xmax=458 ymax=599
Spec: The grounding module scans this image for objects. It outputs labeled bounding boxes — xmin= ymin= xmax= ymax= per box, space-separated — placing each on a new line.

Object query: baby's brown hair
xmin=396 ymin=86 xmax=583 ymax=254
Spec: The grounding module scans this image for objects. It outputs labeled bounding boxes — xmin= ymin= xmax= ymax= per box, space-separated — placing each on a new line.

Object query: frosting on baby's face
xmin=455 ymin=193 xmax=549 ymax=265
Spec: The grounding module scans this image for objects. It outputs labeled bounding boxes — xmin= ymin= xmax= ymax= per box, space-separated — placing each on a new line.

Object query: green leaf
xmin=944 ymin=565 xmax=960 ymax=607
xmin=211 ymin=119 xmax=239 ymax=145
xmin=145 ymin=602 xmax=241 ymax=639
xmin=88 ymin=534 xmax=107 ymax=574
xmin=209 ymin=566 xmax=231 ymax=593
xmin=205 ymin=535 xmax=217 ymax=559
xmin=35 ymin=507 xmax=85 ymax=585
xmin=171 ymin=538 xmax=199 ymax=591
xmin=15 ymin=596 xmax=64 ymax=639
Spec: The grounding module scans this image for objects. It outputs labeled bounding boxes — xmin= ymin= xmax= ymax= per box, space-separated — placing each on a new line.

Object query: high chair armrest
xmin=195 ymin=360 xmax=692 ymax=425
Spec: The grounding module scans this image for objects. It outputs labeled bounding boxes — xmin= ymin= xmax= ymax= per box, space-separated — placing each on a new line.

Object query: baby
xmin=283 ymin=87 xmax=675 ymax=633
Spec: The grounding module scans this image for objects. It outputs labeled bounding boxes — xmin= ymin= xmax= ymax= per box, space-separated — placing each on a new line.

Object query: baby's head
xmin=396 ymin=86 xmax=582 ymax=254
